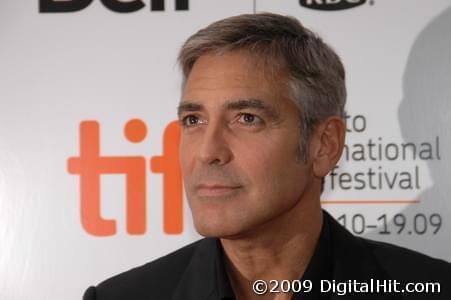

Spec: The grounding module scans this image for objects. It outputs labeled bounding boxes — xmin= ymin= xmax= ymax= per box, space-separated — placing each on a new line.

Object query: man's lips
xmin=195 ymin=184 xmax=242 ymax=197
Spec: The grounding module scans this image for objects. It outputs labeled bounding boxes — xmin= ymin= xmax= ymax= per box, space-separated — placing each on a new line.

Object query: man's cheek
xmin=236 ymin=145 xmax=271 ymax=166
xmin=179 ymin=144 xmax=195 ymax=173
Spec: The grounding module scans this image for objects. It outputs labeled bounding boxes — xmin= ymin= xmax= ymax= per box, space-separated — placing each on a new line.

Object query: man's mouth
xmin=195 ymin=184 xmax=242 ymax=197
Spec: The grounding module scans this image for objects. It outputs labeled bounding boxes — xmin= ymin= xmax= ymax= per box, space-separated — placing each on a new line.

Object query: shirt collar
xmin=214 ymin=240 xmax=235 ymax=299
xmin=293 ymin=210 xmax=333 ymax=299
xmin=171 ymin=238 xmax=219 ymax=300
xmin=216 ymin=213 xmax=333 ymax=300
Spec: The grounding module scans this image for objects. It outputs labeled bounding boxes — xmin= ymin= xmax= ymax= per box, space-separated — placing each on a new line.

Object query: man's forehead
xmin=183 ymin=58 xmax=260 ymax=91
xmin=179 ymin=52 xmax=294 ymax=118
xmin=183 ymin=52 xmax=286 ymax=89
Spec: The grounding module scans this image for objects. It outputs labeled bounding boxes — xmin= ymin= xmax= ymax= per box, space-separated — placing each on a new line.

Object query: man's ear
xmin=309 ymin=116 xmax=345 ymax=178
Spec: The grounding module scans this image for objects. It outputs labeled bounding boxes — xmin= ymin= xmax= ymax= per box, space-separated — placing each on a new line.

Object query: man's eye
xmin=181 ymin=115 xmax=202 ymax=127
xmin=237 ymin=113 xmax=262 ymax=125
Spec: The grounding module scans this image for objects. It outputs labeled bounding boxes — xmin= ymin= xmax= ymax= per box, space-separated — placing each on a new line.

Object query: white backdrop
xmin=1 ymin=1 xmax=451 ymax=299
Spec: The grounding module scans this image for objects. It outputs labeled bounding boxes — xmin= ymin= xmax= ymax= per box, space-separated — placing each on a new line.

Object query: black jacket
xmin=83 ymin=211 xmax=451 ymax=299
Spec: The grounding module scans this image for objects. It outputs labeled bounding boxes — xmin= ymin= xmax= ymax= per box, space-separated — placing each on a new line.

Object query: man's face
xmin=179 ymin=51 xmax=314 ymax=238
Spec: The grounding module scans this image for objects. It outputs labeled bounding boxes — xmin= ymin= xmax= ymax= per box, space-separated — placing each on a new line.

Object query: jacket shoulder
xmin=361 ymin=237 xmax=451 ymax=280
xmin=91 ymin=239 xmax=204 ymax=299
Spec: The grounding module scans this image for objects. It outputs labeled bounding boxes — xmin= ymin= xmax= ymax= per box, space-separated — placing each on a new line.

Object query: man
xmin=83 ymin=13 xmax=451 ymax=299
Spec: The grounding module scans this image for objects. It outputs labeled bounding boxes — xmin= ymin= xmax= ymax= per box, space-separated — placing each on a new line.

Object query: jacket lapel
xmin=171 ymin=238 xmax=219 ymax=300
xmin=326 ymin=211 xmax=402 ymax=300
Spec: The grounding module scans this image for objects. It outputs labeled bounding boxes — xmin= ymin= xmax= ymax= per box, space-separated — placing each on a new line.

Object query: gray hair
xmin=178 ymin=12 xmax=346 ymax=161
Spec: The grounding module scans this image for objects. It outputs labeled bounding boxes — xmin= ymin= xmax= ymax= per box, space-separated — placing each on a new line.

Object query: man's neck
xmin=220 ymin=199 xmax=323 ymax=300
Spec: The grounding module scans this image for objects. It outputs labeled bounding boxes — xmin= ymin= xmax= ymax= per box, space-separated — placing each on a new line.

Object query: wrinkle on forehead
xmin=182 ymin=51 xmax=291 ymax=105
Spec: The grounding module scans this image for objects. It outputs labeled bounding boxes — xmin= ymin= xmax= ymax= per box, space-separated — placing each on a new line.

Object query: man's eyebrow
xmin=177 ymin=98 xmax=281 ymax=120
xmin=225 ymin=99 xmax=280 ymax=119
xmin=177 ymin=102 xmax=204 ymax=118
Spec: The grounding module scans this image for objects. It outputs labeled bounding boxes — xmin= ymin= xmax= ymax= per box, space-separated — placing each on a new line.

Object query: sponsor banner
xmin=299 ymin=0 xmax=367 ymax=11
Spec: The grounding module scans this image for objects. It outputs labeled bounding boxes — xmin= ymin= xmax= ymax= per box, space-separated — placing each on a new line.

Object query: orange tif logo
xmin=67 ymin=119 xmax=183 ymax=236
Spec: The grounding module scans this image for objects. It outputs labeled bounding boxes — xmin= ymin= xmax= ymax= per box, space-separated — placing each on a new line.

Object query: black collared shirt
xmin=213 ymin=214 xmax=333 ymax=299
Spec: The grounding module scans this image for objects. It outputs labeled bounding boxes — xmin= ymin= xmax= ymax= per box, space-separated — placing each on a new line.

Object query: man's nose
xmin=197 ymin=122 xmax=233 ymax=165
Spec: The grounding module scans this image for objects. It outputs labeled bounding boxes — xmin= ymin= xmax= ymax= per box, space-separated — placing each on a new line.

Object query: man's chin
xmin=193 ymin=219 xmax=258 ymax=240
xmin=194 ymin=224 xmax=231 ymax=238
xmin=193 ymin=221 xmax=243 ymax=239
